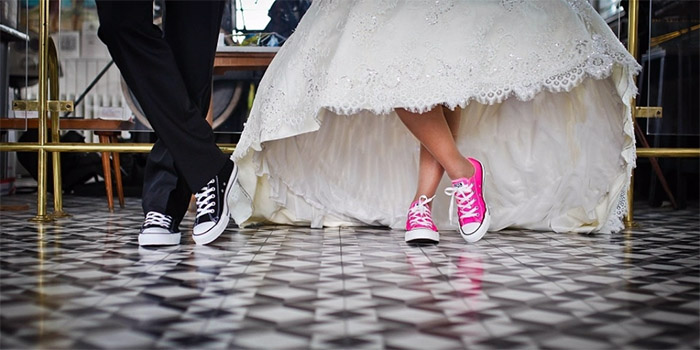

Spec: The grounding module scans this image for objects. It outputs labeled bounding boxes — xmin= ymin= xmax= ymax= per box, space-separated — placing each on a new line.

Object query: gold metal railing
xmin=20 ymin=0 xmax=51 ymax=222
xmin=636 ymin=149 xmax=700 ymax=158
xmin=624 ymin=0 xmax=700 ymax=227
xmin=2 ymin=143 xmax=237 ymax=153
xmin=0 ymin=0 xmax=76 ymax=221
xmin=48 ymin=38 xmax=69 ymax=218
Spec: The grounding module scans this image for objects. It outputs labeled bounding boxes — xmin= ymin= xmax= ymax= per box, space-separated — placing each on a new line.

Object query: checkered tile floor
xmin=1 ymin=194 xmax=698 ymax=349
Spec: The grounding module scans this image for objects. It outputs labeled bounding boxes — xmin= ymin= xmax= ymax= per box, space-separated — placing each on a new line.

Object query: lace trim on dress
xmin=236 ymin=48 xmax=639 ymax=160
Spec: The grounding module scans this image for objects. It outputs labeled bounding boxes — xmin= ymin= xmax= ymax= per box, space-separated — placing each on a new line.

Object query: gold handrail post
xmin=29 ymin=0 xmax=53 ymax=222
xmin=48 ymin=38 xmax=69 ymax=218
xmin=624 ymin=0 xmax=639 ymax=228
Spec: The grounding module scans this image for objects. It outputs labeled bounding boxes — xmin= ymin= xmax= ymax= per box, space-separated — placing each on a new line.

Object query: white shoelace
xmin=444 ymin=184 xmax=477 ymax=224
xmin=195 ymin=179 xmax=216 ymax=219
xmin=408 ymin=195 xmax=435 ymax=227
xmin=144 ymin=211 xmax=172 ymax=228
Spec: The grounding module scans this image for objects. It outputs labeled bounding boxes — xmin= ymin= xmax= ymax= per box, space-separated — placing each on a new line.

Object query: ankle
xmin=447 ymin=158 xmax=475 ymax=180
xmin=412 ymin=193 xmax=435 ymax=203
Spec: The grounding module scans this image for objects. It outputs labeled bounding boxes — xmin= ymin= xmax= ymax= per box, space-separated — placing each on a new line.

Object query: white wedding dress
xmin=228 ymin=0 xmax=640 ymax=233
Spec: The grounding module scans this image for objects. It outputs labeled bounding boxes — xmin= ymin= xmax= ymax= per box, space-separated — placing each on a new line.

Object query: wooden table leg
xmin=98 ymin=134 xmax=114 ymax=212
xmin=110 ymin=135 xmax=125 ymax=208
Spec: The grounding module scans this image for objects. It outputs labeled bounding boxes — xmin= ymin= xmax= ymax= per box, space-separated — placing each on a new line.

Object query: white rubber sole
xmin=459 ymin=209 xmax=490 ymax=243
xmin=405 ymin=228 xmax=440 ymax=243
xmin=139 ymin=232 xmax=181 ymax=246
xmin=192 ymin=163 xmax=239 ymax=245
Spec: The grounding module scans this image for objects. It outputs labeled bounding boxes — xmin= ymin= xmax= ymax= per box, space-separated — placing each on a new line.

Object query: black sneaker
xmin=139 ymin=211 xmax=181 ymax=246
xmin=192 ymin=160 xmax=238 ymax=245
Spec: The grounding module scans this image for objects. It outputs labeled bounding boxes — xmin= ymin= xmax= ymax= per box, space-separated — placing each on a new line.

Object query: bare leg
xmin=414 ymin=145 xmax=442 ymax=201
xmin=442 ymin=106 xmax=462 ymax=134
xmin=412 ymin=106 xmax=465 ymax=201
xmin=397 ymin=107 xmax=474 ymax=189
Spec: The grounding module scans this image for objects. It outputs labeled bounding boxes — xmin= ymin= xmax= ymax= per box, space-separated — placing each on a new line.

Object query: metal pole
xmin=49 ymin=38 xmax=69 ymax=218
xmin=0 ymin=41 xmax=9 ymax=185
xmin=0 ymin=142 xmax=236 ymax=153
xmin=30 ymin=0 xmax=53 ymax=222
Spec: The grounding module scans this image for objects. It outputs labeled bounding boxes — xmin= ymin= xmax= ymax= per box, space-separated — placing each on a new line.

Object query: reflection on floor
xmin=0 ymin=194 xmax=698 ymax=349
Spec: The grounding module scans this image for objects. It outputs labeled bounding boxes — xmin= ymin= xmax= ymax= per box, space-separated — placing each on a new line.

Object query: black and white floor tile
xmin=1 ymin=194 xmax=698 ymax=349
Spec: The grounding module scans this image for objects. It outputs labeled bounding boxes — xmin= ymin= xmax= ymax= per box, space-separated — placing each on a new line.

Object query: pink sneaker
xmin=405 ymin=195 xmax=439 ymax=244
xmin=444 ymin=158 xmax=490 ymax=243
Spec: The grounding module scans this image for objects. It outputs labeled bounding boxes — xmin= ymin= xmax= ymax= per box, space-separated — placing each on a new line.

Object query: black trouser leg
xmin=96 ymin=0 xmax=226 ymax=227
xmin=143 ymin=0 xmax=225 ymax=228
xmin=142 ymin=140 xmax=192 ymax=229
